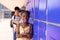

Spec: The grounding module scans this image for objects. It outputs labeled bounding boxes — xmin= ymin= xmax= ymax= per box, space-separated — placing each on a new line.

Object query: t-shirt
xmin=12 ymin=15 xmax=20 ymax=28
xmin=12 ymin=15 xmax=20 ymax=21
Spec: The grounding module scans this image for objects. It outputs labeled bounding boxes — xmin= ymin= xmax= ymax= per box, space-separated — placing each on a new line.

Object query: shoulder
xmin=12 ymin=15 xmax=16 ymax=18
xmin=11 ymin=16 xmax=14 ymax=19
xmin=12 ymin=15 xmax=14 ymax=17
xmin=28 ymin=23 xmax=33 ymax=28
xmin=12 ymin=15 xmax=16 ymax=19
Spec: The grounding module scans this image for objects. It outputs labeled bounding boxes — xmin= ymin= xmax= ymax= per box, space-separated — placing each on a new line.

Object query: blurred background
xmin=0 ymin=0 xmax=60 ymax=40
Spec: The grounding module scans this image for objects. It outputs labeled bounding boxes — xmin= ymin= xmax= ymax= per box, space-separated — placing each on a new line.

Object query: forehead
xmin=15 ymin=10 xmax=19 ymax=12
xmin=22 ymin=12 xmax=28 ymax=15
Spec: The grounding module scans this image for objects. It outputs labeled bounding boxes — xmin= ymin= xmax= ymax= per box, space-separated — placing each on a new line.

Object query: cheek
xmin=21 ymin=17 xmax=25 ymax=21
xmin=23 ymin=18 xmax=27 ymax=22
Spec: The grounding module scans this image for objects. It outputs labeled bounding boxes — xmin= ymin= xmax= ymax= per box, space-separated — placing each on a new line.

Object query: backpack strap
xmin=14 ymin=15 xmax=15 ymax=19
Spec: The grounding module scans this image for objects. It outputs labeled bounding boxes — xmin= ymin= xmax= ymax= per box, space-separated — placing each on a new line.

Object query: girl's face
xmin=21 ymin=12 xmax=29 ymax=23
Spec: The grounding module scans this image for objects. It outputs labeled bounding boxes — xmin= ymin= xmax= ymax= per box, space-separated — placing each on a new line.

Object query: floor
xmin=0 ymin=19 xmax=13 ymax=40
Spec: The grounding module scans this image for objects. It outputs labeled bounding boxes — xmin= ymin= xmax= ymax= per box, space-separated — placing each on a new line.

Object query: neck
xmin=15 ymin=13 xmax=19 ymax=16
xmin=22 ymin=22 xmax=28 ymax=27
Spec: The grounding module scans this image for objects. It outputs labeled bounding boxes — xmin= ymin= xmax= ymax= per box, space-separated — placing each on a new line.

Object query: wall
xmin=26 ymin=0 xmax=60 ymax=40
xmin=47 ymin=0 xmax=60 ymax=40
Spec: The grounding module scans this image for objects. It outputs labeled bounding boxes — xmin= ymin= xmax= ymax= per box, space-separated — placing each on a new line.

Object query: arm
xmin=11 ymin=16 xmax=16 ymax=24
xmin=11 ymin=16 xmax=17 ymax=25
xmin=12 ymin=19 xmax=17 ymax=25
xmin=26 ymin=24 xmax=33 ymax=38
xmin=16 ymin=23 xmax=20 ymax=38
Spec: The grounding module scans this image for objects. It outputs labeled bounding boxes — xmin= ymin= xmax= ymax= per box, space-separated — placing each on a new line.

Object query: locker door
xmin=47 ymin=0 xmax=60 ymax=40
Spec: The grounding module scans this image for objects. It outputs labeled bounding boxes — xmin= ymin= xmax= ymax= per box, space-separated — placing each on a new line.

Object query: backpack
xmin=10 ymin=15 xmax=15 ymax=28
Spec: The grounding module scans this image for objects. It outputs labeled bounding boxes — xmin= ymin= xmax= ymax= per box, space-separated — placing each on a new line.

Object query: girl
xmin=16 ymin=11 xmax=33 ymax=40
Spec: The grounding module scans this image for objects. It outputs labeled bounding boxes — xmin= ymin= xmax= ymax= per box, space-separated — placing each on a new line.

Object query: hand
xmin=16 ymin=21 xmax=20 ymax=25
xmin=16 ymin=34 xmax=20 ymax=38
xmin=14 ymin=27 xmax=16 ymax=32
